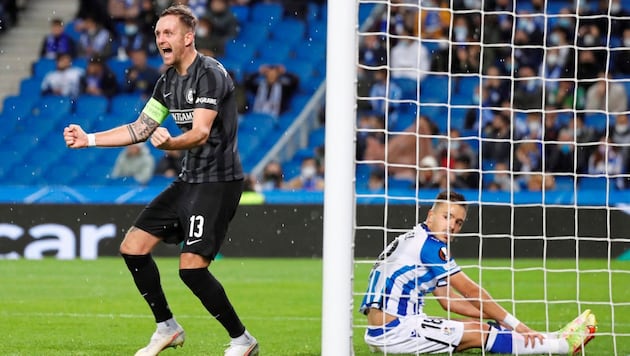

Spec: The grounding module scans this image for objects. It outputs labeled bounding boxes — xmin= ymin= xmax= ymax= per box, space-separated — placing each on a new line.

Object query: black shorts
xmin=133 ymin=180 xmax=243 ymax=259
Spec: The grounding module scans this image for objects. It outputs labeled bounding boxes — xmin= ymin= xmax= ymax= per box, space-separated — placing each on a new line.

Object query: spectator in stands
xmin=82 ymin=56 xmax=119 ymax=97
xmin=356 ymin=111 xmax=385 ymax=161
xmin=368 ymin=68 xmax=402 ymax=119
xmin=546 ymin=79 xmax=585 ymax=111
xmin=124 ymin=48 xmax=161 ymax=98
xmin=545 ymin=128 xmax=575 ymax=173
xmin=514 ymin=111 xmax=543 ymax=141
xmin=244 ymin=64 xmax=299 ymax=118
xmin=76 ymin=0 xmax=113 ymax=31
xmin=108 ymin=0 xmax=141 ymax=24
xmin=449 ymin=155 xmax=479 ymax=189
xmin=489 ymin=161 xmax=520 ymax=192
xmin=576 ymin=49 xmax=604 ymax=92
xmin=526 ymin=173 xmax=556 ymax=191
xmin=0 ymin=0 xmax=18 ymax=28
xmin=111 ymin=142 xmax=155 ymax=184
xmin=611 ymin=114 xmax=630 ymax=169
xmin=513 ymin=65 xmax=543 ymax=110
xmin=417 ymin=155 xmax=441 ymax=189
xmin=542 ymin=106 xmax=560 ymax=141
xmin=481 ymin=111 xmax=512 ymax=165
xmin=206 ymin=0 xmax=239 ymax=44
xmin=563 ymin=114 xmax=597 ymax=173
xmin=40 ymin=18 xmax=77 ymax=60
xmin=154 ymin=149 xmax=183 ymax=178
xmin=588 ymin=136 xmax=624 ymax=179
xmin=138 ymin=0 xmax=160 ymax=54
xmin=482 ymin=65 xmax=511 ymax=109
xmin=367 ymin=168 xmax=385 ymax=191
xmin=285 ymin=157 xmax=325 ymax=191
xmin=436 ymin=128 xmax=477 ymax=169
xmin=256 ymin=160 xmax=285 ymax=192
xmin=546 ymin=27 xmax=575 ymax=74
xmin=117 ymin=18 xmax=153 ymax=58
xmin=451 ymin=44 xmax=481 ymax=74
xmin=614 ymin=28 xmax=630 ymax=76
xmin=195 ymin=16 xmax=225 ymax=57
xmin=359 ymin=34 xmax=387 ymax=69
xmin=419 ymin=0 xmax=451 ymax=40
xmin=390 ymin=26 xmax=430 ymax=84
xmin=514 ymin=141 xmax=542 ymax=173
xmin=542 ymin=47 xmax=570 ymax=96
xmin=513 ymin=21 xmax=544 ymax=70
xmin=363 ymin=115 xmax=438 ymax=180
xmin=77 ymin=15 xmax=114 ymax=59
xmin=585 ymin=72 xmax=628 ymax=114
xmin=40 ymin=53 xmax=84 ymax=98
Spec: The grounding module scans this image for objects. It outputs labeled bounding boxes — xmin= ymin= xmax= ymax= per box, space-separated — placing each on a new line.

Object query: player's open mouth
xmin=162 ymin=48 xmax=173 ymax=54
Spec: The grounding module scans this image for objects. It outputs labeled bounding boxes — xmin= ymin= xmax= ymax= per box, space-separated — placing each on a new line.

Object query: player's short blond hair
xmin=160 ymin=4 xmax=197 ymax=32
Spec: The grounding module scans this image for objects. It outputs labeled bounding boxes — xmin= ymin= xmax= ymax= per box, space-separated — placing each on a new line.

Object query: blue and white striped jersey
xmin=360 ymin=223 xmax=461 ymax=317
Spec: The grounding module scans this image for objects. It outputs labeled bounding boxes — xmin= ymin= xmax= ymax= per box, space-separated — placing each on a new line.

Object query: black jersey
xmin=145 ymin=54 xmax=243 ymax=183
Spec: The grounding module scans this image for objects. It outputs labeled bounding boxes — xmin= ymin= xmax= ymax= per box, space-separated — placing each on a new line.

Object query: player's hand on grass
xmin=63 ymin=124 xmax=88 ymax=148
xmin=150 ymin=127 xmax=172 ymax=149
xmin=514 ymin=322 xmax=545 ymax=348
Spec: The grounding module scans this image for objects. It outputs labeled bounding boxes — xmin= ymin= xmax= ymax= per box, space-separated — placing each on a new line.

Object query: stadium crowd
xmin=355 ymin=0 xmax=630 ymax=192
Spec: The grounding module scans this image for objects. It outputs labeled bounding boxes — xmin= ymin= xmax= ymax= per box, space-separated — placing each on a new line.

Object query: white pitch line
xmin=0 ymin=311 xmax=321 ymax=322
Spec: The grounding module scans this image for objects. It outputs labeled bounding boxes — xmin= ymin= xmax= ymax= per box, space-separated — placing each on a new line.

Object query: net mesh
xmin=352 ymin=0 xmax=630 ymax=354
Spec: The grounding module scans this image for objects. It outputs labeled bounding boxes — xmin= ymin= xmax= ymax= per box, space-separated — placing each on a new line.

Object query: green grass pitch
xmin=0 ymin=258 xmax=628 ymax=355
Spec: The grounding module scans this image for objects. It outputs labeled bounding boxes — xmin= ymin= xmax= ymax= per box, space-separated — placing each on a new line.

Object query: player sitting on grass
xmin=360 ymin=190 xmax=597 ymax=355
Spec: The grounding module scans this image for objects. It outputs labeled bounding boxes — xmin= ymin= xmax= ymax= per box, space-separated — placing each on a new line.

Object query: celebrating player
xmin=360 ymin=190 xmax=596 ymax=354
xmin=63 ymin=5 xmax=258 ymax=356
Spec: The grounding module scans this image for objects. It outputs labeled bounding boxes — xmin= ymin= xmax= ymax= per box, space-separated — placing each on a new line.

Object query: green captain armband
xmin=142 ymin=97 xmax=169 ymax=124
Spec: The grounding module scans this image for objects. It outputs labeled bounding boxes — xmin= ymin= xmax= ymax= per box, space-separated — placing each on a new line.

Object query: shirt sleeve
xmin=194 ymin=68 xmax=227 ymax=111
xmin=420 ymin=240 xmax=460 ymax=286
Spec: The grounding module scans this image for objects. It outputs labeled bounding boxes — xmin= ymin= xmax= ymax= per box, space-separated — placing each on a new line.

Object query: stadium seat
xmin=106 ymin=58 xmax=132 ymax=89
xmin=270 ymin=19 xmax=305 ymax=46
xmin=307 ymin=21 xmax=327 ymax=41
xmin=583 ymin=113 xmax=610 ymax=133
xmin=308 ymin=127 xmax=325 ymax=148
xmin=230 ymin=5 xmax=250 ymax=23
xmin=236 ymin=22 xmax=270 ymax=47
xmin=19 ymin=77 xmax=42 ymax=98
xmin=32 ymin=58 xmax=56 ymax=79
xmin=420 ymin=75 xmax=449 ymax=103
xmin=110 ymin=94 xmax=146 ymax=117
xmin=250 ymin=3 xmax=283 ymax=24
xmin=34 ymin=95 xmax=72 ymax=121
xmin=75 ymin=95 xmax=109 ymax=117
xmin=44 ymin=163 xmax=82 ymax=185
xmin=239 ymin=112 xmax=276 ymax=138
xmin=224 ymin=40 xmax=257 ymax=62
xmin=294 ymin=42 xmax=326 ymax=63
xmin=284 ymin=59 xmax=314 ymax=82
xmin=579 ymin=177 xmax=609 ymax=190
xmin=237 ymin=130 xmax=262 ymax=160
xmin=2 ymin=95 xmax=36 ymax=120
xmin=257 ymin=40 xmax=291 ymax=64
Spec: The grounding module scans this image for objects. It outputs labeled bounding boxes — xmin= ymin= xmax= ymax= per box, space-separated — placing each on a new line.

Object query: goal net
xmin=323 ymin=0 xmax=630 ymax=354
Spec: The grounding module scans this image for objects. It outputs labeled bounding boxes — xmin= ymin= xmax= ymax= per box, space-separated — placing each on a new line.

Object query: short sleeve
xmin=194 ymin=68 xmax=227 ymax=111
xmin=420 ymin=240 xmax=460 ymax=280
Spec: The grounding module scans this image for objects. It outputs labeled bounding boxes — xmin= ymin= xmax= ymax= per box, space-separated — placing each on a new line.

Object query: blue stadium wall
xmin=1 ymin=202 xmax=628 ymax=259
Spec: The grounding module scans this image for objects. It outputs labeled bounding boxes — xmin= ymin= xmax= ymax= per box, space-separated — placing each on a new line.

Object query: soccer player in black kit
xmin=63 ymin=5 xmax=258 ymax=356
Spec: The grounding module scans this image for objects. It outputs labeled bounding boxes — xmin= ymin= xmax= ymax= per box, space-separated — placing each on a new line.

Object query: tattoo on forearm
xmin=127 ymin=124 xmax=139 ymax=143
xmin=128 ymin=113 xmax=160 ymax=142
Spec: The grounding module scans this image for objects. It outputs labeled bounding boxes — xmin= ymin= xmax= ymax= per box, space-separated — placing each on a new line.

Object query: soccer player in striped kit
xmin=63 ymin=5 xmax=257 ymax=356
xmin=360 ymin=190 xmax=596 ymax=355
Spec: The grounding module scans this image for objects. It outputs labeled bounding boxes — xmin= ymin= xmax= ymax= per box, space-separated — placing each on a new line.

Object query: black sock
xmin=122 ymin=254 xmax=173 ymax=323
xmin=179 ymin=268 xmax=245 ymax=338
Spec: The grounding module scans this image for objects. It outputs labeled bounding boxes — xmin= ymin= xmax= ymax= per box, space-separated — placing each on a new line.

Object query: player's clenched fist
xmin=63 ymin=124 xmax=88 ymax=148
xmin=150 ymin=127 xmax=172 ymax=149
